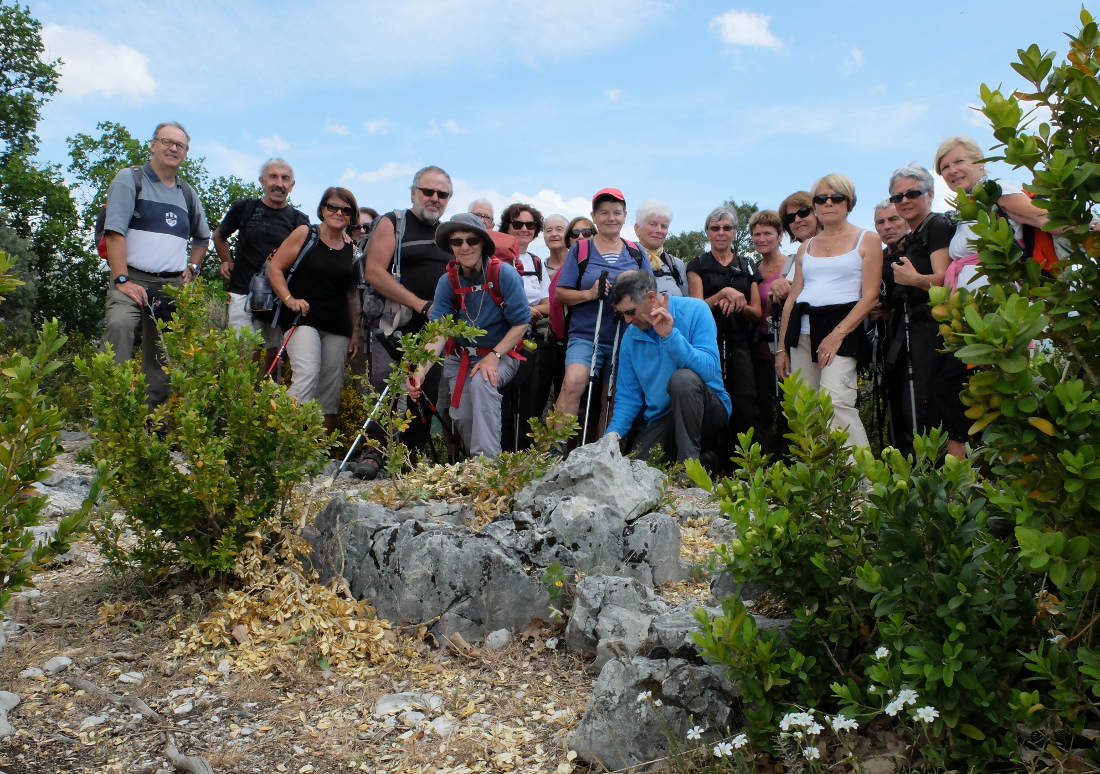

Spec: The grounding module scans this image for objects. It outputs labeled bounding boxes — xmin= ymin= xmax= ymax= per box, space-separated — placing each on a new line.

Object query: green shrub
xmin=691 ymin=378 xmax=1043 ymax=764
xmin=0 ymin=251 xmax=97 ymax=612
xmin=930 ymin=8 xmax=1100 ymax=747
xmin=79 ymin=279 xmax=329 ymax=578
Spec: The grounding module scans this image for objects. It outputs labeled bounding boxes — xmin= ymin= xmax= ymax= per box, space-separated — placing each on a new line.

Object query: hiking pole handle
xmin=597 ymin=271 xmax=610 ymax=300
xmin=337 ymin=383 xmax=392 ymax=475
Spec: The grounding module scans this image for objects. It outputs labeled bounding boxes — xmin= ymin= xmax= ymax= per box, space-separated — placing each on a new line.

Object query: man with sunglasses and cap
xmin=101 ymin=120 xmax=211 ymax=410
xmin=355 ymin=166 xmax=454 ymax=477
xmin=214 ymin=158 xmax=310 ymax=367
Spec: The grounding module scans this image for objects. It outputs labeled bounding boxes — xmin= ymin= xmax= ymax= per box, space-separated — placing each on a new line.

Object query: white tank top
xmin=798 ymin=230 xmax=867 ymax=334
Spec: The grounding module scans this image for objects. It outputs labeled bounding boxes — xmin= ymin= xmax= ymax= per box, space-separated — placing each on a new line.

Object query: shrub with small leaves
xmin=79 ymin=279 xmax=329 ymax=578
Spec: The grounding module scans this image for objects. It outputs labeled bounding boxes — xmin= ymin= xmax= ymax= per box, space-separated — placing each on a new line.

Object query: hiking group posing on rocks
xmin=101 ymin=121 xmax=1056 ymax=475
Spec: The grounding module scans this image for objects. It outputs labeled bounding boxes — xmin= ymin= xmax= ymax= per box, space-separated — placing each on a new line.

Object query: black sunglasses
xmin=510 ymin=219 xmax=537 ymax=231
xmin=888 ymin=188 xmax=930 ymax=204
xmin=782 ymin=206 xmax=813 ymax=225
xmin=449 ymin=236 xmax=481 ymax=247
xmin=813 ymin=193 xmax=848 ymax=205
xmin=324 ymin=202 xmax=354 ymax=216
xmin=570 ymin=228 xmax=595 ymax=238
xmin=416 ymin=187 xmax=452 ymax=200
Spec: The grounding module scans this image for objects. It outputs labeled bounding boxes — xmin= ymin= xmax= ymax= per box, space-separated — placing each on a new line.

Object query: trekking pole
xmin=582 ymin=271 xmax=610 ymax=441
xmin=336 ymin=383 xmax=392 ymax=475
xmin=418 ymin=393 xmax=469 ymax=461
xmin=266 ymin=312 xmax=303 ymax=378
xmin=601 ymin=317 xmax=623 ymax=435
xmin=771 ymin=302 xmax=781 ymax=443
xmin=901 ymin=296 xmax=919 ymax=441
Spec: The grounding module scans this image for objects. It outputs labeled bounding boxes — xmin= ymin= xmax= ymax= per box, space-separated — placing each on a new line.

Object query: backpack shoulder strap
xmin=574 ymin=238 xmax=591 ymax=289
xmin=129 ymin=166 xmax=144 ymax=198
xmin=661 ymin=251 xmax=683 ymax=285
xmin=392 ymin=208 xmax=407 ymax=281
xmin=623 ymin=240 xmax=644 ymax=268
xmin=237 ymin=198 xmax=261 ymax=234
xmin=177 ymin=177 xmax=204 ymax=237
xmin=287 ymin=225 xmax=319 ymax=279
xmin=486 ymin=257 xmax=506 ymax=306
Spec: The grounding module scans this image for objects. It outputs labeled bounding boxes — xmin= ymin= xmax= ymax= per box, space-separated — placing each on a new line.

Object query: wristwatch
xmin=114 ymin=274 xmax=129 ymax=285
xmin=188 ymin=263 xmax=201 ymax=274
xmin=492 ymin=351 xmax=502 ymax=360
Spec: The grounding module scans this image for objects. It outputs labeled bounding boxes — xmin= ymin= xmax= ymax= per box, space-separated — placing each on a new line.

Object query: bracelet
xmin=776 ymin=348 xmax=787 ymax=355
xmin=284 ymin=294 xmax=292 ymax=303
xmin=421 ymin=301 xmax=431 ymax=315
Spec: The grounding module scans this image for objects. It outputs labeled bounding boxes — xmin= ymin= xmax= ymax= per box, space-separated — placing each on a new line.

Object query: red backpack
xmin=547 ymin=238 xmax=644 ymax=340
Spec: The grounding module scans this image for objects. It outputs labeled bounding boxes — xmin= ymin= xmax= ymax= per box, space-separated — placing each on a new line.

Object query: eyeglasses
xmin=510 ymin=219 xmax=537 ymax=231
xmin=813 ymin=193 xmax=848 ymax=205
xmin=707 ymin=224 xmax=735 ymax=233
xmin=570 ymin=228 xmax=595 ymax=238
xmin=154 ymin=137 xmax=189 ymax=152
xmin=616 ymin=307 xmax=637 ymax=318
xmin=416 ymin=187 xmax=452 ymax=200
xmin=350 ymin=224 xmax=367 ymax=231
xmin=473 ymin=213 xmax=493 ymax=223
xmin=449 ymin=236 xmax=481 ymax=247
xmin=324 ymin=203 xmax=355 ymax=216
xmin=782 ymin=206 xmax=813 ymax=225
xmin=888 ymin=188 xmax=930 ymax=204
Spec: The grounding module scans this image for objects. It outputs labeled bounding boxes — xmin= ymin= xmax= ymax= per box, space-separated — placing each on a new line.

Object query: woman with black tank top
xmin=884 ymin=163 xmax=965 ymax=458
xmin=687 ymin=205 xmax=762 ymax=442
xmin=776 ymin=174 xmax=882 ymax=448
xmin=267 ymin=187 xmax=360 ymax=433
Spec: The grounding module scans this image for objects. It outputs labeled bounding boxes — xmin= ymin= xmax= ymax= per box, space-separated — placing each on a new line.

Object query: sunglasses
xmin=707 ymin=224 xmax=735 ymax=233
xmin=570 ymin=228 xmax=595 ymax=238
xmin=449 ymin=236 xmax=481 ymax=248
xmin=324 ymin=203 xmax=355 ymax=216
xmin=783 ymin=206 xmax=813 ymax=225
xmin=416 ymin=187 xmax=452 ymax=200
xmin=616 ymin=307 xmax=637 ymax=318
xmin=888 ymin=188 xmax=930 ymax=204
xmin=510 ymin=219 xmax=537 ymax=231
xmin=813 ymin=193 xmax=848 ymax=205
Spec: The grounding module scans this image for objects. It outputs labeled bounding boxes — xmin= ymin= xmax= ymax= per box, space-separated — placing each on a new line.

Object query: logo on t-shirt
xmin=165 ymin=212 xmax=178 ymax=228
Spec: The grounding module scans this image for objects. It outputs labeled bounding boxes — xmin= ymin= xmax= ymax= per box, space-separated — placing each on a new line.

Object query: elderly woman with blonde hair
xmin=776 ymin=174 xmax=882 ymax=448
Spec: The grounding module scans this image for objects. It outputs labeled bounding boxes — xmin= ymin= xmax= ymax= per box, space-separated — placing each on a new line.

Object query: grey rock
xmin=565 ymin=576 xmax=667 ymax=668
xmin=621 ymin=512 xmax=686 ymax=586
xmin=396 ymin=501 xmax=477 ymax=527
xmin=514 ymin=434 xmax=663 ymax=522
xmin=374 ymin=692 xmax=443 ymax=717
xmin=0 ymin=692 xmax=19 ymax=713
xmin=43 ymin=656 xmax=72 ymax=675
xmin=0 ymin=716 xmax=13 ymax=739
xmin=568 ymin=656 xmax=740 ymax=771
xmin=484 ymin=629 xmax=511 ymax=651
xmin=118 ymin=671 xmax=144 ymax=684
xmin=309 ymin=494 xmax=552 ymax=644
xmin=18 ymin=667 xmax=43 ymax=679
xmin=79 ymin=715 xmax=107 ymax=730
xmin=400 ymin=710 xmax=426 ymax=726
xmin=707 ymin=572 xmax=767 ymax=606
xmin=707 ymin=516 xmax=737 ymax=543
xmin=173 ymin=702 xmax=193 ymax=715
xmin=426 ymin=716 xmax=456 ymax=736
xmin=544 ymin=497 xmax=625 ymax=575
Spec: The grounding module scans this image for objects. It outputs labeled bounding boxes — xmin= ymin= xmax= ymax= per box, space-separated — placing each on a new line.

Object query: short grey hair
xmin=889 ymin=163 xmax=934 ymax=194
xmin=874 ymin=199 xmax=894 ymax=214
xmin=635 ymin=199 xmax=673 ymax=226
xmin=259 ymin=157 xmax=294 ymax=180
xmin=544 ymin=214 xmax=567 ymax=228
xmin=467 ymin=198 xmax=492 ymax=213
xmin=411 ymin=165 xmax=452 ymax=192
xmin=611 ymin=270 xmax=657 ymax=305
xmin=704 ymin=205 xmax=738 ymax=232
xmin=152 ymin=121 xmax=190 ymax=142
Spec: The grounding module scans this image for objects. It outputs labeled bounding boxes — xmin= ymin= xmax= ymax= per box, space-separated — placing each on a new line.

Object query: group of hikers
xmin=102 ymin=121 xmax=1054 ymax=476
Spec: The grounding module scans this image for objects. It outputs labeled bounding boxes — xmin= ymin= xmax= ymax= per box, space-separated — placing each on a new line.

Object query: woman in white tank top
xmin=775 ymin=174 xmax=883 ymax=448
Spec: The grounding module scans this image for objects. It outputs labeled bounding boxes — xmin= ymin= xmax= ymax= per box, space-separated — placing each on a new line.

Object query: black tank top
xmin=287 ymin=239 xmax=355 ymax=335
xmin=383 ymin=208 xmax=452 ymax=330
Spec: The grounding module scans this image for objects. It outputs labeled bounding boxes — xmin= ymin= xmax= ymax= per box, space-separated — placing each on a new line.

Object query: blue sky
xmin=28 ymin=1 xmax=1081 ymax=251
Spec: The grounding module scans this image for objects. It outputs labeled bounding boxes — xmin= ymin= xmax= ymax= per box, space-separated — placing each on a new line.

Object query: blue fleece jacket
xmin=605 ymin=295 xmax=731 ymax=436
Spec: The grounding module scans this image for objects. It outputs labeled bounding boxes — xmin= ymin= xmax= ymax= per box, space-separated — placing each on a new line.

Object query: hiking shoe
xmin=351 ymin=459 xmax=381 ymax=481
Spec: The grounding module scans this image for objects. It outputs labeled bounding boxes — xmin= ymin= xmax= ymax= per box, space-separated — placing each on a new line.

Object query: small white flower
xmin=1050 ymin=634 xmax=1067 ymax=645
xmin=780 ymin=711 xmax=814 ymax=731
xmin=687 ymin=725 xmax=704 ymax=740
xmin=875 ymin=646 xmax=890 ymax=660
xmin=803 ymin=746 xmax=821 ymax=760
xmin=806 ymin=722 xmax=823 ymax=735
xmin=885 ymin=699 xmax=904 ymax=716
xmin=915 ymin=705 xmax=940 ymax=723
xmin=731 ymin=733 xmax=748 ymax=749
xmin=636 ymin=691 xmax=651 ymax=703
xmin=714 ymin=741 xmax=733 ymax=757
xmin=868 ymin=684 xmax=878 ymax=694
xmin=829 ymin=714 xmax=859 ymax=732
xmin=653 ymin=699 xmax=663 ymax=707
xmin=896 ymin=689 xmax=919 ymax=706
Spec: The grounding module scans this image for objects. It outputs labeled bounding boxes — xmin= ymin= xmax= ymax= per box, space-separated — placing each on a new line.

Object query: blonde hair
xmin=934 ymin=135 xmax=984 ymax=175
xmin=811 ymin=173 xmax=856 ymax=212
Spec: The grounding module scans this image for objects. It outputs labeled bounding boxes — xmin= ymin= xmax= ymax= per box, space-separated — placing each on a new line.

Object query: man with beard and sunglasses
xmin=214 ymin=158 xmax=310 ymax=366
xmin=353 ymin=165 xmax=455 ymax=478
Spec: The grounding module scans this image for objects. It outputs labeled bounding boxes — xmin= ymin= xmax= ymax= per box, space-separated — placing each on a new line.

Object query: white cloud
xmin=710 ymin=10 xmax=782 ymax=50
xmin=203 ymin=142 xmax=263 ymax=181
xmin=40 ymin=23 xmax=156 ymax=101
xmin=345 ymin=161 xmax=416 ymax=185
xmin=425 ymin=119 xmax=467 ymax=137
xmin=325 ymin=119 xmax=350 ymax=136
xmin=844 ymin=47 xmax=864 ymax=75
xmin=440 ymin=119 xmax=465 ymax=133
xmin=365 ymin=118 xmax=392 ymax=135
xmin=257 ymin=134 xmax=290 ymax=154
xmin=605 ymin=88 xmax=624 ymax=102
xmin=449 ymin=180 xmax=593 ymax=254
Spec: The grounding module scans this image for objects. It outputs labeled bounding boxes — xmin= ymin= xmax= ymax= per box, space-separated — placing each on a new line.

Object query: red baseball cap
xmin=592 ymin=187 xmax=626 ymax=208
